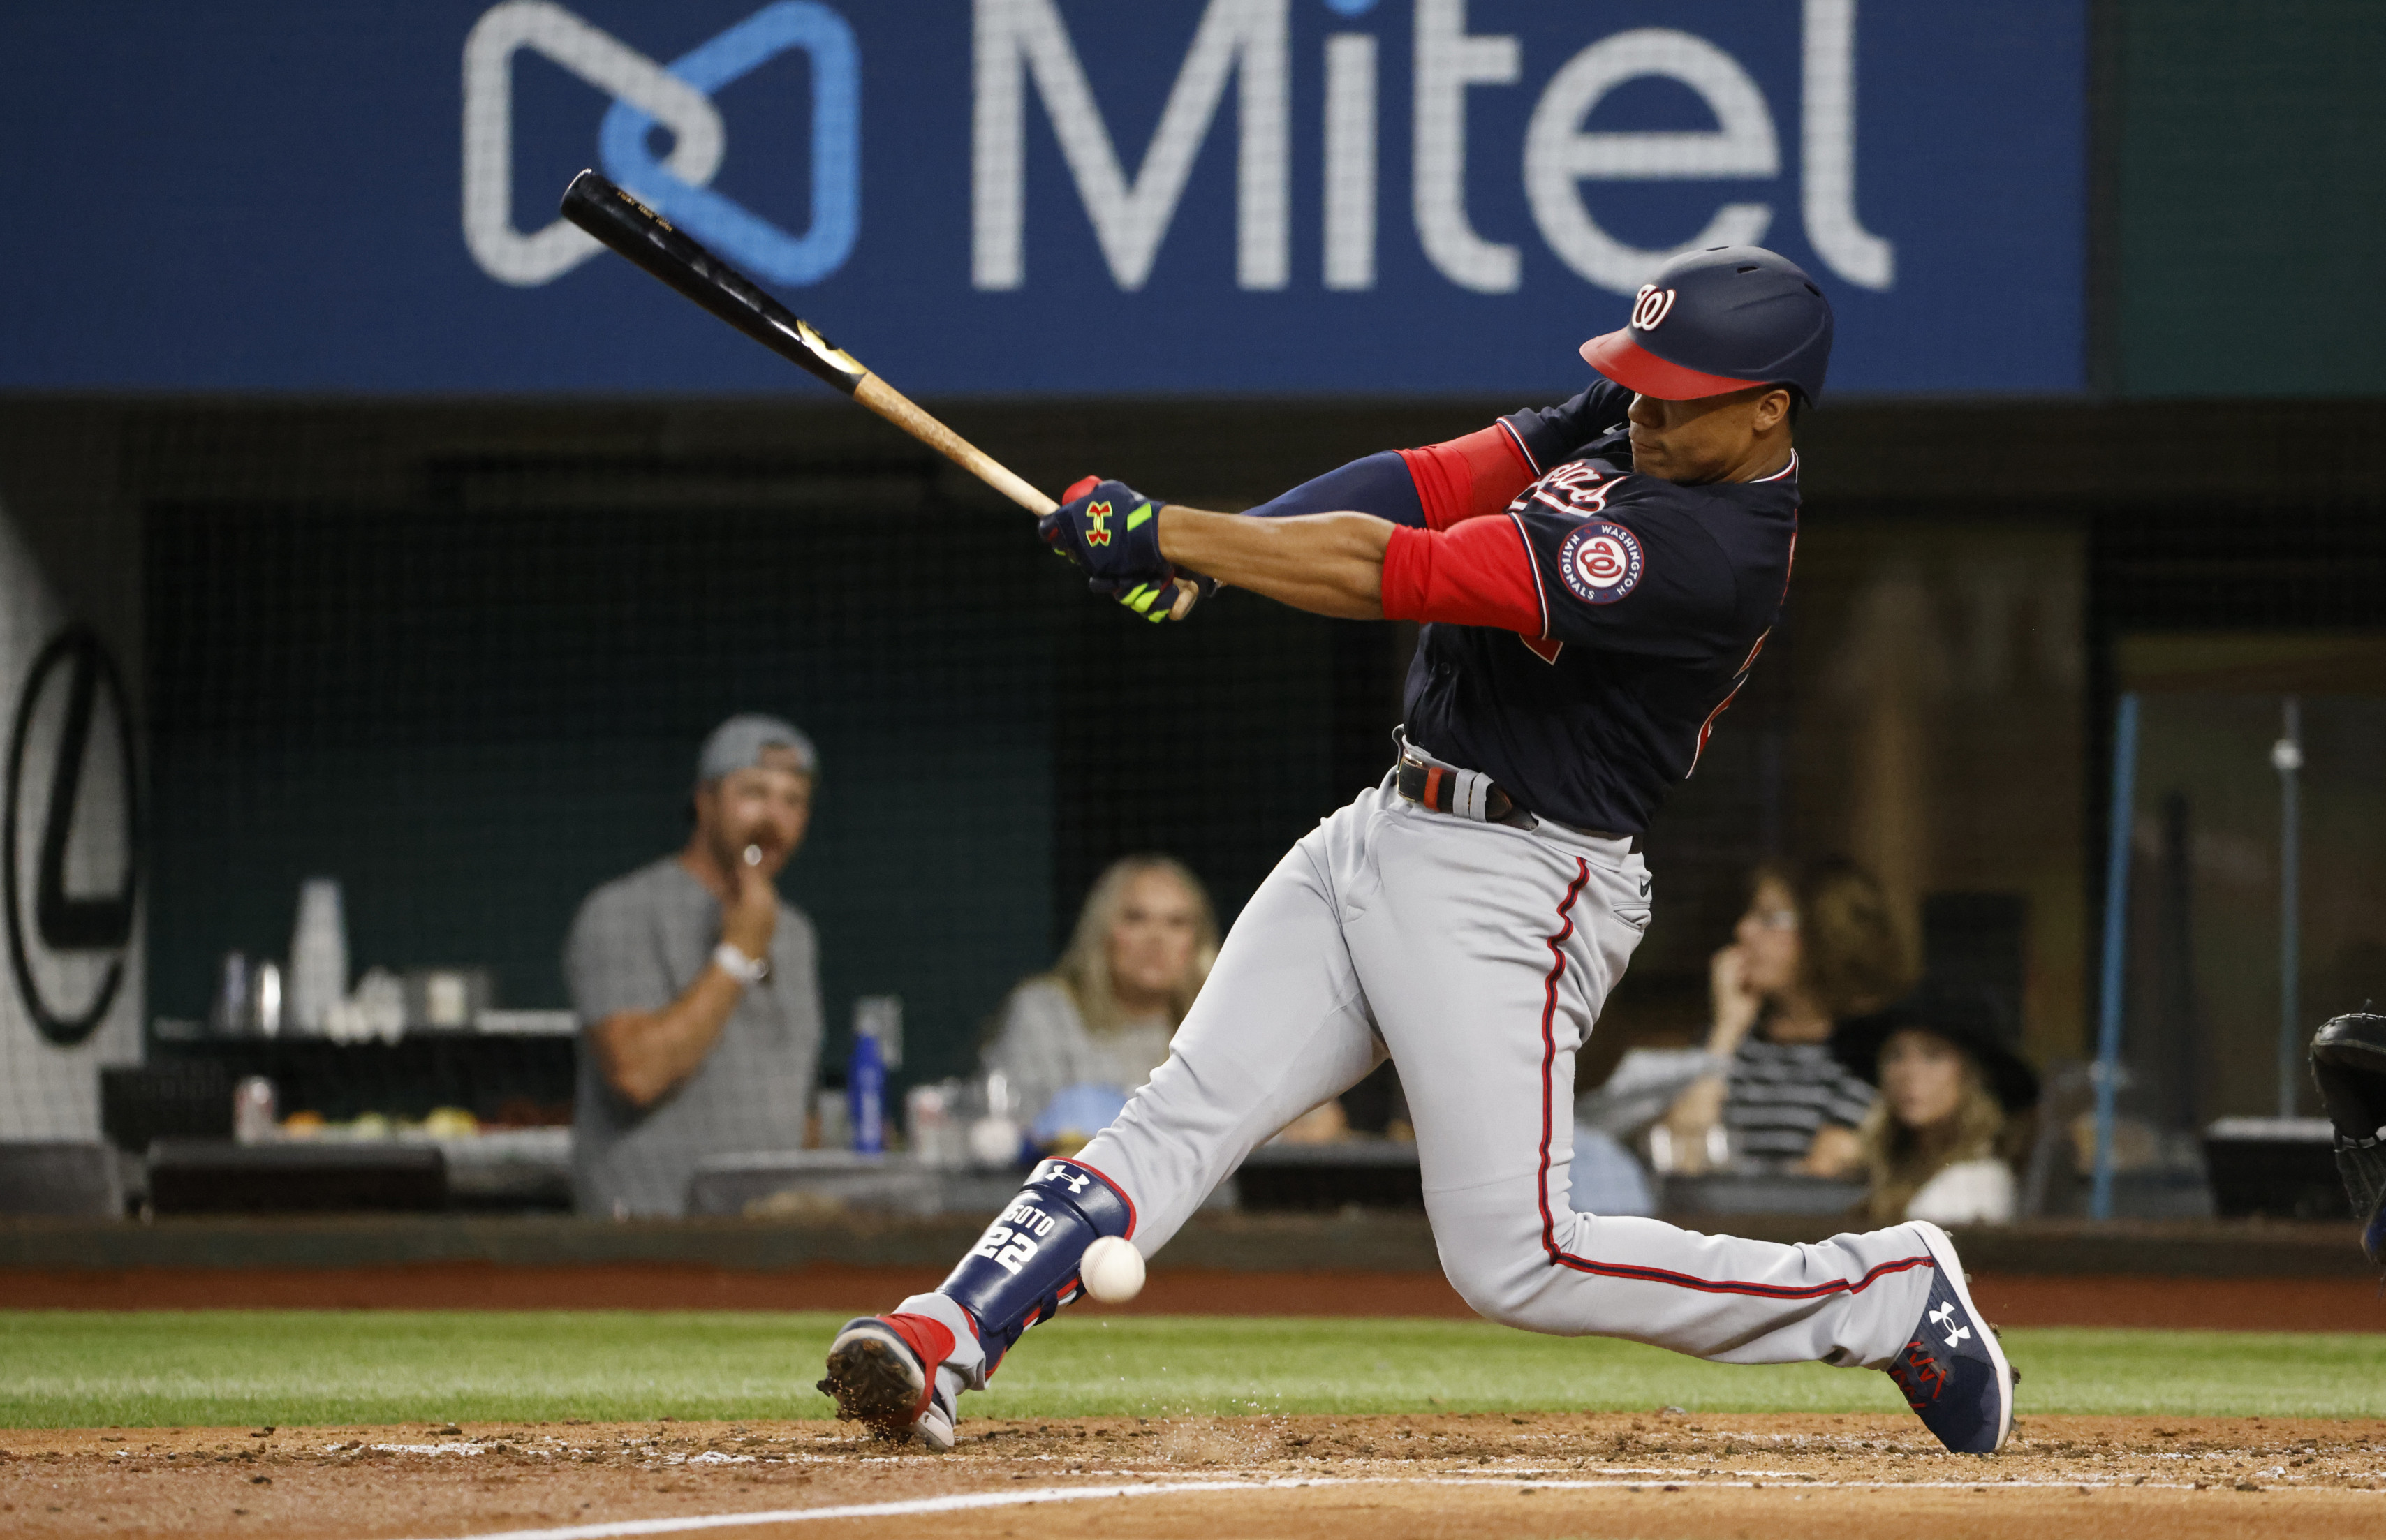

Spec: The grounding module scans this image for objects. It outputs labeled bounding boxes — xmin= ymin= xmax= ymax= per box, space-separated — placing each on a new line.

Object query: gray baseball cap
xmin=696 ymin=713 xmax=818 ymax=785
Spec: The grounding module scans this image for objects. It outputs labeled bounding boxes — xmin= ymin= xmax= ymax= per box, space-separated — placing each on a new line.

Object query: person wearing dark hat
xmin=1834 ymin=985 xmax=2040 ymax=1227
xmin=565 ymin=713 xmax=825 ymax=1217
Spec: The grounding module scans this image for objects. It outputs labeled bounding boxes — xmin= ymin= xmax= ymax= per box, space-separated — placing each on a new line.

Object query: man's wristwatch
xmin=712 ymin=942 xmax=769 ymax=986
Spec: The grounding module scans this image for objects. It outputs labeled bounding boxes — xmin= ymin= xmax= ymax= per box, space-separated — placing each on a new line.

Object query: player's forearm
xmin=1158 ymin=507 xmax=1391 ymax=620
xmin=590 ymin=970 xmax=744 ymax=1107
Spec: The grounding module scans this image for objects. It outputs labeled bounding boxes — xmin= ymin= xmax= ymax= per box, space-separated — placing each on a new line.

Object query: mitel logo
xmin=465 ymin=0 xmax=1894 ymax=302
xmin=975 ymin=0 xmax=1894 ymax=295
xmin=4 ymin=627 xmax=140 ymax=1048
xmin=462 ymin=1 xmax=860 ymax=287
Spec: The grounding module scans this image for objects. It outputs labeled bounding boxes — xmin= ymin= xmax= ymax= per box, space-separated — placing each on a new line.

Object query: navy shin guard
xmin=937 ymin=1158 xmax=1134 ymax=1374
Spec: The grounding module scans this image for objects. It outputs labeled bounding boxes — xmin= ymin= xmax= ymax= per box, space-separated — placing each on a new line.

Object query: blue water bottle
xmin=848 ymin=1021 xmax=885 ymax=1154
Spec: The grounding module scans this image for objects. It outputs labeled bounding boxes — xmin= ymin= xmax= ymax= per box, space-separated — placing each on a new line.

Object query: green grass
xmin=3 ymin=1312 xmax=2381 ymax=1429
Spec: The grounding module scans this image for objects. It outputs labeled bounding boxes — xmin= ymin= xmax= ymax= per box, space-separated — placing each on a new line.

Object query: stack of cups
xmin=287 ymin=878 xmax=349 ymax=1035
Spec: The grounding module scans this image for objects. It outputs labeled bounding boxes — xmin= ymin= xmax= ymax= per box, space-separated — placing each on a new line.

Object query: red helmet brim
xmin=1579 ymin=329 xmax=1766 ymax=401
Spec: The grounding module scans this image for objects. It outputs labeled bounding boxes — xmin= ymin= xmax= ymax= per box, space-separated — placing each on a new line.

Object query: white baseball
xmin=1078 ymin=1236 xmax=1145 ymax=1303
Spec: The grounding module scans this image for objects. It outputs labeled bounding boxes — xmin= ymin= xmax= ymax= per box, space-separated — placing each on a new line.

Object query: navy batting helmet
xmin=1579 ymin=246 xmax=1834 ymax=405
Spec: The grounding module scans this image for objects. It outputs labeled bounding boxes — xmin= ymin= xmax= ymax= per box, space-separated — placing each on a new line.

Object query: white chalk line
xmin=397 ymin=1467 xmax=2359 ymax=1539
xmin=386 ymin=1479 xmax=1297 ymax=1540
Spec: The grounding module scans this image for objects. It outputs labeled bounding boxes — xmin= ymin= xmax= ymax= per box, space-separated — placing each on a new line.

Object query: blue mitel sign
xmin=0 ymin=1 xmax=2082 ymax=395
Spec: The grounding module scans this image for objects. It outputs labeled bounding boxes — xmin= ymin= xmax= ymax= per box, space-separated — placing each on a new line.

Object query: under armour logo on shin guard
xmin=1037 ymin=1161 xmax=1093 ymax=1195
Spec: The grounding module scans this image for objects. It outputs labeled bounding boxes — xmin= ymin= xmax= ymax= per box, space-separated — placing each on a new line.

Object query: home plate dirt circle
xmin=7 ymin=1412 xmax=2381 ymax=1540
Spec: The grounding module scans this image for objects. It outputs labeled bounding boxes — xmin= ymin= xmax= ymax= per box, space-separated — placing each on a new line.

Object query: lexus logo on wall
xmin=5 ymin=625 xmax=140 ymax=1046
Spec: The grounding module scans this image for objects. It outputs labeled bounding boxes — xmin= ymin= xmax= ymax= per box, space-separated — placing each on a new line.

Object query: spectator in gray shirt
xmin=984 ymin=856 xmax=1217 ymax=1135
xmin=566 ymin=714 xmax=826 ymax=1217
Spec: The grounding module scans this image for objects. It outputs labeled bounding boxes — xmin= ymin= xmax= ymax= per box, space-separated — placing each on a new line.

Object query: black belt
xmin=1396 ymin=753 xmax=1530 ymax=827
xmin=1394 ymin=746 xmax=1641 ymax=848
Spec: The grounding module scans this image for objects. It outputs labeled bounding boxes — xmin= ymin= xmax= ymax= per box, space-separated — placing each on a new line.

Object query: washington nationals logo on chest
xmin=1558 ymin=521 xmax=1645 ymax=605
xmin=1524 ymin=461 xmax=1623 ymax=519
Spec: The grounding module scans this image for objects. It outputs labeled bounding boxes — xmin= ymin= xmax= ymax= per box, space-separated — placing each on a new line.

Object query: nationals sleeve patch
xmin=1557 ymin=521 xmax=1645 ymax=605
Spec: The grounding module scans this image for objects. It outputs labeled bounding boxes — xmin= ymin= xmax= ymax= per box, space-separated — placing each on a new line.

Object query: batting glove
xmin=1040 ymin=476 xmax=1205 ymax=623
xmin=1090 ymin=567 xmax=1218 ymax=621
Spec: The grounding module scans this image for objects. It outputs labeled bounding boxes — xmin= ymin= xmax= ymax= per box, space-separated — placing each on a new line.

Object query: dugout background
xmin=3 ymin=394 xmax=2380 ymax=1111
xmin=1 ymin=0 xmax=2383 ymax=1139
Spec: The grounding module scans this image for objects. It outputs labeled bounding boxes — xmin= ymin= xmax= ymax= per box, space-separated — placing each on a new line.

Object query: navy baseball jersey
xmin=1245 ymin=380 xmax=1798 ymax=834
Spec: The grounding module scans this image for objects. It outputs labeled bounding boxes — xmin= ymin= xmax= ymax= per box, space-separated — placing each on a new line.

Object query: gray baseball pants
xmin=1093 ymin=778 xmax=1939 ymax=1365
xmin=911 ymin=777 xmax=1940 ymax=1382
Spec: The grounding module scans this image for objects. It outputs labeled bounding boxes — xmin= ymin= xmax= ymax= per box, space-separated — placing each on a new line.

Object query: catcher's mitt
xmin=2310 ymin=1008 xmax=2386 ymax=1266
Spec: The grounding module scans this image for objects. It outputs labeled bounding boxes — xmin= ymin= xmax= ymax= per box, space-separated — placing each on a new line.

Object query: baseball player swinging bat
xmin=820 ymin=245 xmax=2019 ymax=1460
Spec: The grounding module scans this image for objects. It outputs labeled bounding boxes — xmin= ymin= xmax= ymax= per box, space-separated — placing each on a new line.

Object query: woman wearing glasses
xmin=1658 ymin=857 xmax=1912 ymax=1176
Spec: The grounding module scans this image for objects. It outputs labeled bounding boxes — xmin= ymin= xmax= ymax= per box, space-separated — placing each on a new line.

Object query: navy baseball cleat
xmin=1885 ymin=1222 xmax=2015 ymax=1454
xmin=818 ymin=1315 xmax=957 ymax=1451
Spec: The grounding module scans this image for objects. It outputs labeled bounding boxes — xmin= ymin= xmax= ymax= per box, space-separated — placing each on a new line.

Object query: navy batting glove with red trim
xmin=1041 ymin=475 xmax=1163 ymax=576
xmin=1040 ymin=475 xmax=1203 ymax=623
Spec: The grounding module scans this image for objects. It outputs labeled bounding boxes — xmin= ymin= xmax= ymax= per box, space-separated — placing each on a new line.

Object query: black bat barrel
xmin=558 ymin=170 xmax=865 ymax=396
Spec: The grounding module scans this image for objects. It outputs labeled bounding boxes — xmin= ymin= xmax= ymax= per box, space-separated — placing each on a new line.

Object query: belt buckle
xmin=1395 ymin=754 xmax=1448 ymax=816
xmin=1415 ymin=757 xmax=1485 ymax=821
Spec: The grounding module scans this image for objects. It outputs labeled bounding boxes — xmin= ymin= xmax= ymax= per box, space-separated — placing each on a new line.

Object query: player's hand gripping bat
xmin=558 ymin=170 xmax=1199 ymax=617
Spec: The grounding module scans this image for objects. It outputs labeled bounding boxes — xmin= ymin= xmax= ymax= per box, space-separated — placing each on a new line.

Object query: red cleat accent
xmin=876 ymin=1312 xmax=956 ymax=1419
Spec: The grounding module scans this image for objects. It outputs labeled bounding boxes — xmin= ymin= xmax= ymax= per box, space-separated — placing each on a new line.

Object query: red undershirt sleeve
xmin=1378 ymin=518 xmax=1547 ymax=636
xmin=1397 ymin=423 xmax=1540 ymax=532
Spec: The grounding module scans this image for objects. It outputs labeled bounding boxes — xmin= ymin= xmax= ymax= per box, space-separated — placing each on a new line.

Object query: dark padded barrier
xmin=146 ymin=1139 xmax=447 ymax=1215
xmin=0 ymin=1141 xmax=122 ymax=1218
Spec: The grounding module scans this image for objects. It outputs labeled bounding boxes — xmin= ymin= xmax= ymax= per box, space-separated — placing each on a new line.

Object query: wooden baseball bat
xmin=559 ymin=170 xmax=1055 ymax=517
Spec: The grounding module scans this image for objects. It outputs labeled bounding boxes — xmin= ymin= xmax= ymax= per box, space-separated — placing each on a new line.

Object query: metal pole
xmin=2091 ymin=693 xmax=2140 ymax=1221
xmin=2274 ymin=697 xmax=2303 ymax=1119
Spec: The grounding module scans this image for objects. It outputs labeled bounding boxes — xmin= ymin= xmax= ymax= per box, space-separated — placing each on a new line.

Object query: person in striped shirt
xmin=1661 ymin=857 xmax=1911 ymax=1174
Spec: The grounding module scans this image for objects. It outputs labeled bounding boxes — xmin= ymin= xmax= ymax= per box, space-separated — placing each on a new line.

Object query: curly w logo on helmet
xmin=1631 ymin=286 xmax=1679 ymax=331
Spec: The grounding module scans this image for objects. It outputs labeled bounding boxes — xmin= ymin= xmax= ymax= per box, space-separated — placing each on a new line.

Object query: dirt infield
xmin=4 ymin=1263 xmax=2382 ymax=1331
xmin=6 ymin=1412 xmax=2381 ymax=1540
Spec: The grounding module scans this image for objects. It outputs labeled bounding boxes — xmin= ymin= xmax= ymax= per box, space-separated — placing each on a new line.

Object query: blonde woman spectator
xmin=985 ymin=856 xmax=1219 ymax=1130
xmin=1835 ymin=985 xmax=2040 ymax=1226
xmin=1660 ymin=857 xmax=1913 ymax=1176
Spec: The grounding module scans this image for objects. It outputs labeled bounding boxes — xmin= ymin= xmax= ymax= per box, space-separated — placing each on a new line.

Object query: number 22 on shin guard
xmin=970 ymin=1224 xmax=1041 ymax=1275
xmin=973 ymin=1202 xmax=1056 ymax=1275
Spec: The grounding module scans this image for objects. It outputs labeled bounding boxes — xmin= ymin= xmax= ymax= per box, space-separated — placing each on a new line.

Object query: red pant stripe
xmin=1530 ymin=857 xmax=1934 ymax=1300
